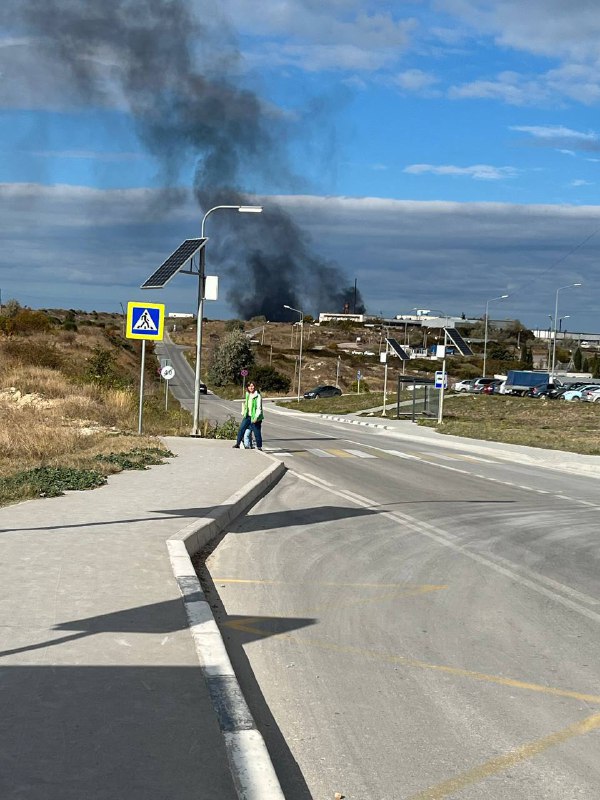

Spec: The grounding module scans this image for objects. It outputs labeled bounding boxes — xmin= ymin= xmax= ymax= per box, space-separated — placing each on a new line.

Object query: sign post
xmin=357 ymin=369 xmax=362 ymax=394
xmin=126 ymin=301 xmax=165 ymax=433
xmin=240 ymin=368 xmax=249 ymax=394
xmin=161 ymin=364 xmax=175 ymax=410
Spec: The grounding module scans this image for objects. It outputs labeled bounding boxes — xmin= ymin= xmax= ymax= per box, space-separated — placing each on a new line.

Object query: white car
xmin=453 ymin=378 xmax=475 ymax=393
xmin=561 ymin=384 xmax=599 ymax=401
xmin=582 ymin=387 xmax=600 ymax=402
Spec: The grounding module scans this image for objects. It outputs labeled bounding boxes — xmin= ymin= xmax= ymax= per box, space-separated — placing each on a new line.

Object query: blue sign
xmin=357 ymin=370 xmax=362 ymax=380
xmin=126 ymin=301 xmax=165 ymax=341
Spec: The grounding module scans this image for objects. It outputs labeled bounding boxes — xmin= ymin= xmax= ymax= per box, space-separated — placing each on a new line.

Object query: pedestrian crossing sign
xmin=126 ymin=301 xmax=165 ymax=340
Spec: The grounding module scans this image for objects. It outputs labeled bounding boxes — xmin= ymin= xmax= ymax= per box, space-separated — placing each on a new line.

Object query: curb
xmin=167 ymin=459 xmax=287 ymax=800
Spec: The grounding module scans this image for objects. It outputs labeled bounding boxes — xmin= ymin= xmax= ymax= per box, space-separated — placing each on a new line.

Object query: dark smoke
xmin=3 ymin=0 xmax=365 ymax=319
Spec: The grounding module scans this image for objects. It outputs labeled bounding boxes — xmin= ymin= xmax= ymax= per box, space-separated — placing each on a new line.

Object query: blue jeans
xmin=250 ymin=420 xmax=262 ymax=449
xmin=235 ymin=417 xmax=262 ymax=448
xmin=235 ymin=416 xmax=251 ymax=446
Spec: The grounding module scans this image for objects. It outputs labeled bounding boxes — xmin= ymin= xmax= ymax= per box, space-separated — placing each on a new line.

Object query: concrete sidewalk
xmin=0 ymin=438 xmax=279 ymax=800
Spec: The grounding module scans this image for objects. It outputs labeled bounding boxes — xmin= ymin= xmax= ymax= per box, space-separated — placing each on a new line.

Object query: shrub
xmin=224 ymin=319 xmax=244 ymax=332
xmin=349 ymin=380 xmax=371 ymax=393
xmin=250 ymin=365 xmax=290 ymax=393
xmin=1 ymin=339 xmax=64 ymax=370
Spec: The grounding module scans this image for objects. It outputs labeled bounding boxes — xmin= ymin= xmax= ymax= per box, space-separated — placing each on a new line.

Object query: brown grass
xmin=423 ymin=394 xmax=600 ymax=454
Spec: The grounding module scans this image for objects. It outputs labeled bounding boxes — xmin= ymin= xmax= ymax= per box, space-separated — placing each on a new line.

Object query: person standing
xmin=233 ymin=381 xmax=264 ymax=450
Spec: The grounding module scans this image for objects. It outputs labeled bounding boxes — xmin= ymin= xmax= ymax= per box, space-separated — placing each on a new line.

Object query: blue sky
xmin=2 ymin=0 xmax=600 ymax=331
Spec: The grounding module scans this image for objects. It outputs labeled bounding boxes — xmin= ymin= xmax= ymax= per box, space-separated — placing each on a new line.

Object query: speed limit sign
xmin=161 ymin=365 xmax=175 ymax=381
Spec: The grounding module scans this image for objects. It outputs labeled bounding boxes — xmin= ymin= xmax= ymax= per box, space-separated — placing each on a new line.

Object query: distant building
xmin=319 ymin=312 xmax=366 ymax=324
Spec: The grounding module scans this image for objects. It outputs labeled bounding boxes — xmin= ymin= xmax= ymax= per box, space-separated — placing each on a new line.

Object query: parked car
xmin=199 ymin=382 xmax=208 ymax=395
xmin=468 ymin=378 xmax=498 ymax=393
xmin=303 ymin=385 xmax=342 ymax=399
xmin=561 ymin=384 xmax=600 ymax=401
xmin=482 ymin=379 xmax=503 ymax=395
xmin=582 ymin=387 xmax=600 ymax=403
xmin=526 ymin=382 xmax=563 ymax=399
xmin=453 ymin=378 xmax=476 ymax=393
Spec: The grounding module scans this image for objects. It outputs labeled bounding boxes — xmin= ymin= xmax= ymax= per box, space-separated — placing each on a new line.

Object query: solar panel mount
xmin=445 ymin=327 xmax=474 ymax=356
xmin=386 ymin=337 xmax=410 ymax=361
xmin=140 ymin=238 xmax=207 ymax=289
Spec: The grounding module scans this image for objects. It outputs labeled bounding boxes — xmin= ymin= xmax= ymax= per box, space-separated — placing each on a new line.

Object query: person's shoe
xmin=257 ymin=447 xmax=262 ymax=451
xmin=232 ymin=444 xmax=240 ymax=448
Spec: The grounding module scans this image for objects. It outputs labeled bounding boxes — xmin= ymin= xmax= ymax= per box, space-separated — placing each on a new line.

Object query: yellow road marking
xmin=213 ymin=578 xmax=446 ymax=589
xmin=326 ymin=449 xmax=354 ymax=457
xmin=222 ymin=617 xmax=265 ymax=634
xmin=407 ymin=711 xmax=600 ymax=800
xmin=304 ymin=586 xmax=448 ymax=615
xmin=220 ymin=617 xmax=600 ymax=706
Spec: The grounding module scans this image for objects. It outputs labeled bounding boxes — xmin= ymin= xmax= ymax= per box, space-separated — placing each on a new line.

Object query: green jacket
xmin=242 ymin=390 xmax=263 ymax=422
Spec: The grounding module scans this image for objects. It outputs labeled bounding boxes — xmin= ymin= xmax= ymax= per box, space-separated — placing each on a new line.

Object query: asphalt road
xmin=204 ymin=408 xmax=600 ymax=800
xmin=154 ymin=332 xmax=237 ymax=423
xmin=161 ymin=338 xmax=600 ymax=798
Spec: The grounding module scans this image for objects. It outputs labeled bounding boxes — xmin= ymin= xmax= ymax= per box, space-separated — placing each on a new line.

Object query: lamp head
xmin=238 ymin=205 xmax=263 ymax=213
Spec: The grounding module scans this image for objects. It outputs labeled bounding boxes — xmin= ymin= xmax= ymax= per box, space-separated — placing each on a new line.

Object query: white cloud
xmin=511 ymin=125 xmax=598 ymax=141
xmin=438 ymin=0 xmax=600 ymax=61
xmin=245 ymin=42 xmax=398 ymax=73
xmin=391 ymin=69 xmax=439 ymax=93
xmin=570 ymin=179 xmax=593 ymax=187
xmin=404 ymin=163 xmax=518 ymax=180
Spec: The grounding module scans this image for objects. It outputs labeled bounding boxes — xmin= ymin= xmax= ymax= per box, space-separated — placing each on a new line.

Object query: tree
xmin=520 ymin=344 xmax=534 ymax=369
xmin=573 ymin=347 xmax=583 ymax=371
xmin=224 ymin=319 xmax=244 ymax=332
xmin=251 ymin=365 xmax=290 ymax=393
xmin=208 ymin=330 xmax=255 ymax=386
xmin=3 ymin=298 xmax=22 ymax=318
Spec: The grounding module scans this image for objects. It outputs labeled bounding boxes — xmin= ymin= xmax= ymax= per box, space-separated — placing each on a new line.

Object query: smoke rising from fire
xmin=2 ymin=0 xmax=365 ymax=318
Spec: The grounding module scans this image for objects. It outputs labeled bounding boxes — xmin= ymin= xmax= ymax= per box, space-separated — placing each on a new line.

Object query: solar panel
xmin=140 ymin=238 xmax=207 ymax=289
xmin=386 ymin=338 xmax=410 ymax=360
xmin=445 ymin=327 xmax=474 ymax=356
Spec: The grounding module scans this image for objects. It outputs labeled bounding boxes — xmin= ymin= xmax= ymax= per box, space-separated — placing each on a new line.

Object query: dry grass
xmin=424 ymin=394 xmax=600 ymax=454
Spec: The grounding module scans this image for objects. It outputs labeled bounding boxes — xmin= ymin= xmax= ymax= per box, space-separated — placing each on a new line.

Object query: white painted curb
xmin=167 ymin=459 xmax=286 ymax=800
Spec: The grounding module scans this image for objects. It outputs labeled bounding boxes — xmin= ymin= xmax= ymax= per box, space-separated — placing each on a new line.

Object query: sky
xmin=2 ymin=0 xmax=600 ymax=331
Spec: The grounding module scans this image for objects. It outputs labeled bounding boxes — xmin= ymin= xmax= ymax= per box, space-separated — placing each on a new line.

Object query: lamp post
xmin=483 ymin=294 xmax=508 ymax=378
xmin=551 ymin=283 xmax=581 ymax=381
xmin=192 ymin=204 xmax=263 ymax=435
xmin=284 ymin=304 xmax=303 ymax=401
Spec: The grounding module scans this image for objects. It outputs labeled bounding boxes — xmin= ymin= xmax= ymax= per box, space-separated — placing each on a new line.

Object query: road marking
xmin=217 ymin=617 xmax=600 ymax=706
xmin=385 ymin=449 xmax=420 ymax=460
xmin=290 ymin=470 xmax=600 ymax=622
xmin=214 ymin=578 xmax=444 ymax=588
xmin=326 ymin=448 xmax=354 ymax=458
xmin=307 ymin=448 xmax=336 ymax=458
xmin=406 ymin=711 xmax=600 ymax=800
xmin=344 ymin=439 xmax=600 ymax=511
xmin=300 ymin=473 xmax=334 ymax=487
xmin=344 ymin=449 xmax=377 ymax=458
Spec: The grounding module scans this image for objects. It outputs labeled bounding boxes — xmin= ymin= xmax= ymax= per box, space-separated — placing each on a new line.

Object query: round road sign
xmin=161 ymin=365 xmax=175 ymax=381
xmin=240 ymin=368 xmax=249 ymax=377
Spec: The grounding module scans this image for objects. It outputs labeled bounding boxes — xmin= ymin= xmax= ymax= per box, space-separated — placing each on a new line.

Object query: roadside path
xmin=0 ymin=438 xmax=276 ymax=800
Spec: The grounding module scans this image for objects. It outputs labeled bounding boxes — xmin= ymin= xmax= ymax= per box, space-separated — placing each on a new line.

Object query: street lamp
xmin=192 ymin=204 xmax=263 ymax=435
xmin=483 ymin=294 xmax=508 ymax=378
xmin=283 ymin=304 xmax=304 ymax=401
xmin=551 ymin=283 xmax=581 ymax=381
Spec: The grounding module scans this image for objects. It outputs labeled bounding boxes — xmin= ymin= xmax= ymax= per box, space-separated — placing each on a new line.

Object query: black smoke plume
xmin=2 ymin=0 xmax=365 ymax=319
